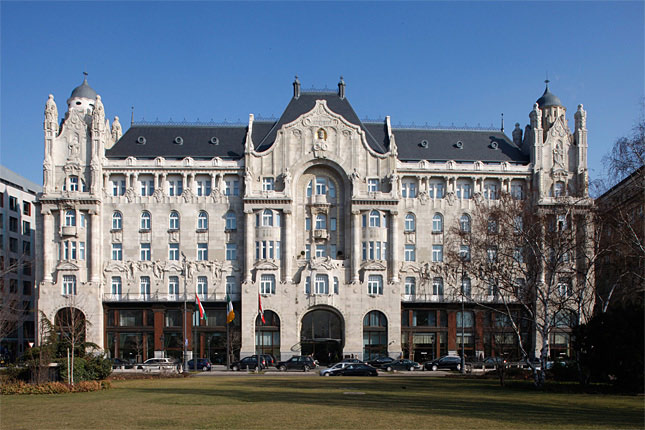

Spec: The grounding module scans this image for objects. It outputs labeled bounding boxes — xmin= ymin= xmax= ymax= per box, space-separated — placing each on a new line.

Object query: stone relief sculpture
xmin=553 ymin=140 xmax=565 ymax=168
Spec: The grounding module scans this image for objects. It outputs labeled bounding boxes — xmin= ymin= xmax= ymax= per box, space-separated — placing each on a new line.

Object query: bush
xmin=56 ymin=355 xmax=112 ymax=382
xmin=547 ymin=361 xmax=578 ymax=382
xmin=0 ymin=380 xmax=111 ymax=395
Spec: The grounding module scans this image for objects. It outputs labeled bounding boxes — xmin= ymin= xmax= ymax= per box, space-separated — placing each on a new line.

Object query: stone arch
xmin=54 ymin=307 xmax=87 ymax=351
xmin=300 ymin=306 xmax=345 ymax=365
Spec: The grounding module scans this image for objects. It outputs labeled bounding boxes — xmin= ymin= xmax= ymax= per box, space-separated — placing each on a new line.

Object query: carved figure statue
xmin=283 ymin=168 xmax=292 ymax=195
xmin=153 ymin=260 xmax=164 ymax=279
xmin=553 ymin=140 xmax=565 ymax=168
xmin=244 ymin=168 xmax=253 ymax=193
xmin=68 ymin=135 xmax=80 ymax=159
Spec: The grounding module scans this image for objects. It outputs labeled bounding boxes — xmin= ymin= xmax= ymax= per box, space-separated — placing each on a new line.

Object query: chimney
xmin=338 ymin=76 xmax=345 ymax=99
xmin=293 ymin=76 xmax=300 ymax=99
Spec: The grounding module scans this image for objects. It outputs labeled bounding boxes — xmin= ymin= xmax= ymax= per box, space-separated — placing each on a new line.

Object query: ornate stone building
xmin=36 ymin=77 xmax=589 ymax=365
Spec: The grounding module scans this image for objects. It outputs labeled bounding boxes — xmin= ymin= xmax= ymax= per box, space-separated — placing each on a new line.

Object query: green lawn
xmin=1 ymin=376 xmax=643 ymax=429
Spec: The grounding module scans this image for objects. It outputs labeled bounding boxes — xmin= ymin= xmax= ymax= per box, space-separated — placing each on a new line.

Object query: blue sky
xmin=1 ymin=1 xmax=643 ymax=189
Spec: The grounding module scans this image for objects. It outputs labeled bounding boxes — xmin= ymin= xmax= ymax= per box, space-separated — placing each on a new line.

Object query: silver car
xmin=319 ymin=362 xmax=351 ymax=376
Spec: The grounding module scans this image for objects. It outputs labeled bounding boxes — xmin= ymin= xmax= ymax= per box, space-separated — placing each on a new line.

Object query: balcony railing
xmin=102 ymin=292 xmax=241 ymax=303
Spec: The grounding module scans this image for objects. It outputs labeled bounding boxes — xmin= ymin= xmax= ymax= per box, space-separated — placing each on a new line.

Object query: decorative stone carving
xmin=181 ymin=188 xmax=194 ymax=203
xmin=152 ymin=188 xmax=164 ymax=202
xmin=125 ymin=188 xmax=136 ymax=203
xmin=44 ymin=94 xmax=59 ymax=133
xmin=111 ymin=116 xmax=122 ymax=142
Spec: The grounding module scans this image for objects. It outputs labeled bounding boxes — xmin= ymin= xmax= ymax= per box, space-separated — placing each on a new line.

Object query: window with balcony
xmin=65 ymin=210 xmax=76 ymax=226
xmin=111 ymin=179 xmax=126 ymax=196
xmin=369 ymin=210 xmax=381 ymax=227
xmin=315 ymin=214 xmax=327 ymax=230
xmin=196 ymin=177 xmax=212 ymax=196
xmin=511 ymin=182 xmax=524 ymax=200
xmin=168 ymin=178 xmax=183 ymax=196
xmin=262 ymin=209 xmax=274 ymax=227
xmin=140 ymin=177 xmax=154 ymax=196
xmin=483 ymin=180 xmax=500 ymax=200
xmin=367 ymin=275 xmax=383 ymax=295
xmin=456 ymin=180 xmax=472 ymax=199
xmin=401 ymin=180 xmax=417 ymax=198
xmin=62 ymin=275 xmax=77 ymax=296
xmin=197 ymin=211 xmax=209 ymax=230
xmin=224 ymin=179 xmax=239 ymax=196
xmin=428 ymin=180 xmax=445 ymax=199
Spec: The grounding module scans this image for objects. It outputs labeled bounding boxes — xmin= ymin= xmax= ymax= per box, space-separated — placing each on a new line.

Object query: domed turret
xmin=536 ymin=80 xmax=562 ymax=108
xmin=67 ymin=74 xmax=98 ymax=113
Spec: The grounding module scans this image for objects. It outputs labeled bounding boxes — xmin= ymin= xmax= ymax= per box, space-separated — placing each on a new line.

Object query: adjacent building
xmin=36 ymin=76 xmax=590 ymax=365
xmin=1 ymin=165 xmax=41 ymax=359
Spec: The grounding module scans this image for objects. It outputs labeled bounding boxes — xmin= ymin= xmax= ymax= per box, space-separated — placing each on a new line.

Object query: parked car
xmin=137 ymin=358 xmax=177 ymax=372
xmin=424 ymin=355 xmax=464 ymax=371
xmin=481 ymin=357 xmax=507 ymax=370
xmin=188 ymin=358 xmax=212 ymax=371
xmin=230 ymin=355 xmax=265 ymax=371
xmin=381 ymin=359 xmax=422 ymax=372
xmin=366 ymin=356 xmax=394 ymax=368
xmin=277 ymin=356 xmax=317 ymax=372
xmin=331 ymin=363 xmax=378 ymax=377
xmin=319 ymin=362 xmax=351 ymax=376
xmin=339 ymin=358 xmax=363 ymax=364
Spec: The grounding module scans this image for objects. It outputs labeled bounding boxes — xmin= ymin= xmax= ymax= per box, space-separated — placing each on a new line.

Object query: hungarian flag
xmin=258 ymin=293 xmax=266 ymax=325
xmin=195 ymin=294 xmax=206 ymax=321
xmin=226 ymin=294 xmax=235 ymax=324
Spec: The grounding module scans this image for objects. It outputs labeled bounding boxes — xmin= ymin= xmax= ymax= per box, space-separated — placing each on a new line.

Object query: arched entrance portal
xmin=54 ymin=307 xmax=86 ymax=354
xmin=300 ymin=309 xmax=343 ymax=365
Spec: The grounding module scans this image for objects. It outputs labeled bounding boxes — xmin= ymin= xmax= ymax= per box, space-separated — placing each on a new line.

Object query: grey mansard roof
xmin=108 ymin=91 xmax=528 ymax=164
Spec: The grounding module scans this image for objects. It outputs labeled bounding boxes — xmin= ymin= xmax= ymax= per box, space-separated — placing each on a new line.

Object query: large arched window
xmin=197 ymin=211 xmax=208 ymax=230
xmin=404 ymin=213 xmax=416 ymax=232
xmin=169 ymin=211 xmax=180 ymax=230
xmin=225 ymin=211 xmax=237 ymax=230
xmin=432 ymin=213 xmax=443 ymax=233
xmin=262 ymin=209 xmax=273 ymax=227
xmin=460 ymin=214 xmax=471 ymax=233
xmin=65 ymin=210 xmax=76 ymax=227
xmin=140 ymin=211 xmax=151 ymax=230
xmin=369 ymin=210 xmax=381 ymax=227
xmin=112 ymin=211 xmax=122 ymax=230
xmin=363 ymin=311 xmax=387 ymax=360
xmin=256 ymin=310 xmax=280 ymax=359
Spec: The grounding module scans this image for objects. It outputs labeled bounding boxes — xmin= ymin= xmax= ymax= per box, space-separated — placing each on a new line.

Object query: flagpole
xmin=226 ymin=316 xmax=230 ymax=370
xmin=194 ymin=297 xmax=197 ymax=368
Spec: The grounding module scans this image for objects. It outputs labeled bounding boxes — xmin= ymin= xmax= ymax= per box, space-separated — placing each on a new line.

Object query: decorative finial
xmin=500 ymin=113 xmax=504 ymax=133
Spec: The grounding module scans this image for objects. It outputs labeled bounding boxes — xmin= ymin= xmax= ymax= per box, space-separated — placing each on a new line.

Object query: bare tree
xmin=447 ymin=191 xmax=596 ymax=387
xmin=54 ymin=294 xmax=89 ymax=385
xmin=0 ymin=256 xmax=31 ymax=351
xmin=602 ymin=105 xmax=644 ymax=189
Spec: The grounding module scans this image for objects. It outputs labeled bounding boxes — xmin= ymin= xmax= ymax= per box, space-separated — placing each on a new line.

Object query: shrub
xmin=0 ymin=380 xmax=111 ymax=395
xmin=56 ymin=355 xmax=112 ymax=382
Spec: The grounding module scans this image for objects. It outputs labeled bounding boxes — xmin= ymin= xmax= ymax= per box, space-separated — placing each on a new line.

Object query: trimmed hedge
xmin=1 ymin=380 xmax=111 ymax=395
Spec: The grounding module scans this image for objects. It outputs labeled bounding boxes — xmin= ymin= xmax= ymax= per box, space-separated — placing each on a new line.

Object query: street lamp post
xmin=182 ymin=252 xmax=188 ymax=373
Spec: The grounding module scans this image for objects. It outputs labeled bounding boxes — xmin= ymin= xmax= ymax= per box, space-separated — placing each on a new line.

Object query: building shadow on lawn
xmin=127 ymin=377 xmax=643 ymax=428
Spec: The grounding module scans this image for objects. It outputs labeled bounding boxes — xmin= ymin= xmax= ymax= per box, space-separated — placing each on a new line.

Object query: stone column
xmin=283 ymin=209 xmax=292 ymax=283
xmin=103 ymin=173 xmax=110 ymax=194
xmin=351 ymin=210 xmax=361 ymax=283
xmin=390 ymin=210 xmax=399 ymax=283
xmin=89 ymin=208 xmax=101 ymax=283
xmin=244 ymin=210 xmax=254 ymax=283
xmin=154 ymin=173 xmax=160 ymax=190
xmin=42 ymin=209 xmax=54 ymax=282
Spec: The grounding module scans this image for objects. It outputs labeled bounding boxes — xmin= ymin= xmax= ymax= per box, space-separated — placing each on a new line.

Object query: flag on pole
xmin=196 ymin=294 xmax=207 ymax=321
xmin=226 ymin=294 xmax=235 ymax=324
xmin=258 ymin=293 xmax=266 ymax=325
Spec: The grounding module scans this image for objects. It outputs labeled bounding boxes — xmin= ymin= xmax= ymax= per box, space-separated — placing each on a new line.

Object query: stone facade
xmin=36 ymin=77 xmax=590 ymax=364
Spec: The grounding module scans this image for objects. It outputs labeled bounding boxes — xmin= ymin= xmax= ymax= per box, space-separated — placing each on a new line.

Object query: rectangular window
xmin=315 ymin=244 xmax=326 ymax=258
xmin=367 ymin=178 xmax=379 ymax=192
xmin=260 ymin=274 xmax=276 ymax=295
xmin=404 ymin=244 xmax=416 ymax=262
xmin=305 ymin=244 xmax=311 ymax=260
xmin=333 ymin=277 xmax=339 ymax=294
xmin=224 ymin=180 xmax=239 ymax=196
xmin=140 ymin=276 xmax=151 ymax=298
xmin=367 ymin=275 xmax=383 ymax=295
xmin=9 ymin=196 xmax=18 ymax=211
xmin=225 ymin=276 xmax=237 ymax=295
xmin=168 ymin=276 xmax=179 ymax=296
xmin=168 ymin=179 xmax=183 ymax=196
xmin=140 ymin=243 xmax=151 ymax=261
xmin=112 ymin=180 xmax=126 ymax=196
xmin=330 ymin=218 xmax=337 ymax=231
xmin=140 ymin=179 xmax=154 ymax=196
xmin=330 ymin=244 xmax=337 ymax=259
xmin=305 ymin=276 xmax=311 ymax=295
xmin=262 ymin=177 xmax=275 ymax=191
xmin=112 ymin=243 xmax=122 ymax=260
xmin=511 ymin=184 xmax=524 ymax=200
xmin=226 ymin=243 xmax=237 ymax=261
xmin=169 ymin=243 xmax=179 ymax=261
xmin=69 ymin=176 xmax=79 ymax=191
xmin=9 ymin=217 xmax=18 ymax=232
xmin=275 ymin=241 xmax=281 ymax=260
xmin=197 ymin=276 xmax=208 ymax=296
xmin=405 ymin=277 xmax=416 ymax=295
xmin=62 ymin=275 xmax=76 ymax=295
xmin=196 ymin=179 xmax=212 ymax=196
xmin=111 ymin=276 xmax=122 ymax=296
xmin=197 ymin=243 xmax=208 ymax=261
xmin=432 ymin=245 xmax=443 ymax=262
xmin=22 ymin=220 xmax=30 ymax=235
xmin=23 ymin=201 xmax=31 ymax=216
xmin=402 ymin=181 xmax=417 ymax=198
xmin=459 ymin=245 xmax=470 ymax=261
xmin=315 ymin=274 xmax=329 ymax=294
xmin=429 ymin=182 xmax=445 ymax=199
xmin=433 ymin=277 xmax=444 ymax=296
xmin=305 ymin=217 xmax=311 ymax=231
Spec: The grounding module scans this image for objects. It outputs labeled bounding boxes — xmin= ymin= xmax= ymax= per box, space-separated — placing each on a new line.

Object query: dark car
xmin=260 ymin=354 xmax=275 ymax=368
xmin=481 ymin=357 xmax=507 ymax=370
xmin=381 ymin=359 xmax=422 ymax=372
xmin=340 ymin=358 xmax=363 ymax=364
xmin=230 ymin=355 xmax=265 ymax=371
xmin=330 ymin=363 xmax=378 ymax=377
xmin=366 ymin=356 xmax=394 ymax=368
xmin=424 ymin=355 xmax=464 ymax=371
xmin=277 ymin=356 xmax=317 ymax=372
xmin=188 ymin=358 xmax=212 ymax=371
